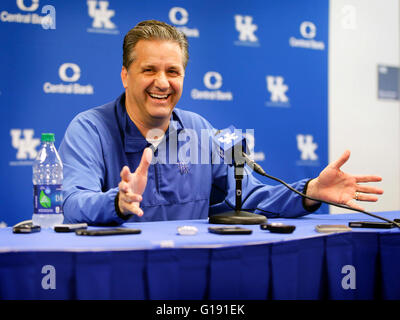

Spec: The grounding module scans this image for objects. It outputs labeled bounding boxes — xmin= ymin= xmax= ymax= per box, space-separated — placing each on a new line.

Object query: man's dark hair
xmin=123 ymin=20 xmax=189 ymax=70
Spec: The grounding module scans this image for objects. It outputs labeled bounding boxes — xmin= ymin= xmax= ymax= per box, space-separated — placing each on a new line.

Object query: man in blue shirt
xmin=59 ymin=20 xmax=383 ymax=225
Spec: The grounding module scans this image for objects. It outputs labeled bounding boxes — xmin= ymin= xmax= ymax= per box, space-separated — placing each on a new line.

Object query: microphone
xmin=209 ymin=126 xmax=400 ymax=228
xmin=209 ymin=126 xmax=267 ymax=224
xmin=211 ymin=125 xmax=248 ymax=166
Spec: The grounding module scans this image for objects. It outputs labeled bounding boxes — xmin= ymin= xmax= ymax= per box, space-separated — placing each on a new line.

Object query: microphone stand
xmin=209 ymin=156 xmax=267 ymax=225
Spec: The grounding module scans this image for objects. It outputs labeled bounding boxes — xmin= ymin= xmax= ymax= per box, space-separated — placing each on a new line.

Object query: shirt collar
xmin=116 ymin=93 xmax=184 ymax=153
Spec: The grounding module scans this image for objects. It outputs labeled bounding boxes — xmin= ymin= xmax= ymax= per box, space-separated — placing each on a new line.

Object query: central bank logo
xmin=265 ymin=75 xmax=290 ymax=107
xmin=289 ymin=21 xmax=325 ymax=50
xmin=234 ymin=15 xmax=259 ymax=47
xmin=191 ymin=71 xmax=233 ymax=101
xmin=87 ymin=0 xmax=119 ymax=35
xmin=43 ymin=63 xmax=94 ymax=95
xmin=10 ymin=129 xmax=40 ymax=166
xmin=17 ymin=0 xmax=39 ymax=11
xmin=168 ymin=7 xmax=199 ymax=38
xmin=0 ymin=0 xmax=56 ymax=29
xmin=296 ymin=134 xmax=319 ymax=166
xmin=58 ymin=63 xmax=81 ymax=82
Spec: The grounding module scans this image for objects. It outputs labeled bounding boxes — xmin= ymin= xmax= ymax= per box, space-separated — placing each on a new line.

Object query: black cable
xmin=242 ymin=152 xmax=400 ymax=229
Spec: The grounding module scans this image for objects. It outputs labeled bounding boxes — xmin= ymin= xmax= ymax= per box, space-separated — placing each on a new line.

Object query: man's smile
xmin=147 ymin=91 xmax=172 ymax=100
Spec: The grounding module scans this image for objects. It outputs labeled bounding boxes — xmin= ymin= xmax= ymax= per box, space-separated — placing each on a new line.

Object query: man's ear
xmin=121 ymin=66 xmax=128 ymax=89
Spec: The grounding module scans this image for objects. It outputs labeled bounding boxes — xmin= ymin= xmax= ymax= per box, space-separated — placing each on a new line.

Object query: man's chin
xmin=148 ymin=107 xmax=174 ymax=120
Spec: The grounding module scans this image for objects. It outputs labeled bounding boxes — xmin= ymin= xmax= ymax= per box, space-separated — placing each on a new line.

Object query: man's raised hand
xmin=118 ymin=148 xmax=152 ymax=217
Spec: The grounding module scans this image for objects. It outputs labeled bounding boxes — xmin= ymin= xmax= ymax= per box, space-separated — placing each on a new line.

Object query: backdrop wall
xmin=329 ymin=0 xmax=400 ymax=214
xmin=1 ymin=0 xmax=329 ymax=226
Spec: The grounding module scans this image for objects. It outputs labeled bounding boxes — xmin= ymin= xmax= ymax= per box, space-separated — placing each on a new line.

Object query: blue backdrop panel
xmin=0 ymin=0 xmax=328 ymax=226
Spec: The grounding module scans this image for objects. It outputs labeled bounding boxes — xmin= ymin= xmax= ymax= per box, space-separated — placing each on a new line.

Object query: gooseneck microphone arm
xmin=241 ymin=152 xmax=400 ymax=229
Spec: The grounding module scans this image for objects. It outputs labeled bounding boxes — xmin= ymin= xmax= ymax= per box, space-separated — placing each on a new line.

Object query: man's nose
xmin=154 ymin=72 xmax=169 ymax=90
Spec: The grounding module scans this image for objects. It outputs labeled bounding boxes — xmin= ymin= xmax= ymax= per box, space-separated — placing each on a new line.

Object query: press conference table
xmin=1 ymin=212 xmax=399 ymax=300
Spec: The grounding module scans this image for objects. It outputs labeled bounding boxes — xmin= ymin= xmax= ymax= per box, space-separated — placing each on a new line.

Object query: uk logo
xmin=265 ymin=76 xmax=290 ymax=107
xmin=234 ymin=15 xmax=259 ymax=47
xmin=87 ymin=0 xmax=119 ymax=34
xmin=218 ymin=132 xmax=238 ymax=144
xmin=296 ymin=134 xmax=319 ymax=166
xmin=177 ymin=161 xmax=190 ymax=174
xmin=10 ymin=129 xmax=40 ymax=166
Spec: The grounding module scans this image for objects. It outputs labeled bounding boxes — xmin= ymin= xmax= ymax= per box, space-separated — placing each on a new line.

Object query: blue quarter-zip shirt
xmin=59 ymin=93 xmax=319 ymax=225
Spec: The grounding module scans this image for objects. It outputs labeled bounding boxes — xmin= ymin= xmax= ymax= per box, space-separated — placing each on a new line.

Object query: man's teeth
xmin=149 ymin=93 xmax=169 ymax=99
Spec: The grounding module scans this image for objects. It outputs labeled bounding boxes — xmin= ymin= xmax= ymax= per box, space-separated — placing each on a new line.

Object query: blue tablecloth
xmin=1 ymin=211 xmax=399 ymax=300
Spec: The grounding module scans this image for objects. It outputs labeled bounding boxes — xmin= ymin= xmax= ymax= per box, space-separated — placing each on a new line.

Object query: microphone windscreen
xmin=212 ymin=125 xmax=248 ymax=165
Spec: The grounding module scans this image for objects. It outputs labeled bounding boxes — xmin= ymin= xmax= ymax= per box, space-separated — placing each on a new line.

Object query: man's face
xmin=121 ymin=39 xmax=185 ymax=128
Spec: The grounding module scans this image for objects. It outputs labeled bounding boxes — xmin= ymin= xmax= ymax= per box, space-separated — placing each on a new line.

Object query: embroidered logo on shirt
xmin=178 ymin=161 xmax=190 ymax=174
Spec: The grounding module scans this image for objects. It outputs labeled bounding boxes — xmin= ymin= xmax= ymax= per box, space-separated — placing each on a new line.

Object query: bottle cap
xmin=41 ymin=133 xmax=55 ymax=142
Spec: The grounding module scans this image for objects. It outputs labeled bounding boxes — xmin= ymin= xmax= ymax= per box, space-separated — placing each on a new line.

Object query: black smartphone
xmin=260 ymin=223 xmax=296 ymax=234
xmin=208 ymin=226 xmax=252 ymax=235
xmin=75 ymin=228 xmax=141 ymax=236
xmin=12 ymin=220 xmax=41 ymax=234
xmin=54 ymin=223 xmax=88 ymax=232
xmin=348 ymin=221 xmax=395 ymax=229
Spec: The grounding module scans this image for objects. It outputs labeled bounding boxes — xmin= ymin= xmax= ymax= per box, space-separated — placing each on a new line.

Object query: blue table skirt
xmin=0 ymin=212 xmax=399 ymax=300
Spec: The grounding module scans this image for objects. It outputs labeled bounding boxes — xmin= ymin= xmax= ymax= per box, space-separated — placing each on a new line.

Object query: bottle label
xmin=33 ymin=185 xmax=63 ymax=214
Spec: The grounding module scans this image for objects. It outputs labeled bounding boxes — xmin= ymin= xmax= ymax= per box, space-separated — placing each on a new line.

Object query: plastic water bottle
xmin=32 ymin=133 xmax=64 ymax=228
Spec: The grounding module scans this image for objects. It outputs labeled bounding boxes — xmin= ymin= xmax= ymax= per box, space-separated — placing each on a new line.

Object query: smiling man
xmin=59 ymin=20 xmax=383 ymax=225
xmin=121 ymin=39 xmax=185 ymax=134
